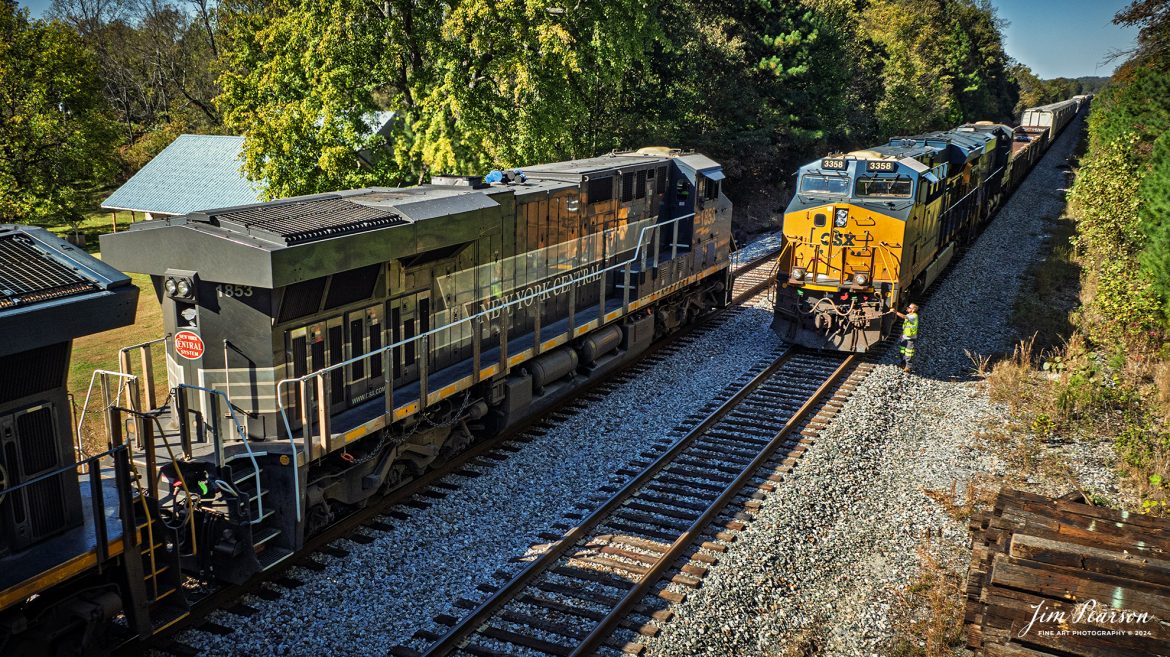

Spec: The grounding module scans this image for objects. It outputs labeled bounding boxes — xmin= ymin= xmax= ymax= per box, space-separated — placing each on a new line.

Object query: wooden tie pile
xmin=965 ymin=488 xmax=1170 ymax=656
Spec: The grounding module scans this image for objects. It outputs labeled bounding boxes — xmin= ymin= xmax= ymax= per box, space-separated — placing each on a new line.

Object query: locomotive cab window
xmin=854 ymin=175 xmax=913 ymax=198
xmin=800 ymin=175 xmax=850 ymax=195
xmin=703 ymin=178 xmax=720 ymax=201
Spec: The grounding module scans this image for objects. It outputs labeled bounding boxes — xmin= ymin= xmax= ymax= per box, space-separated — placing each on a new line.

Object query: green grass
xmin=70 ymin=267 xmax=166 ymax=453
xmin=49 ymin=208 xmax=140 ymax=254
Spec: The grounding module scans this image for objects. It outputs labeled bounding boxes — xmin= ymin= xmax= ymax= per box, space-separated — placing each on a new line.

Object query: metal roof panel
xmin=101 ymin=135 xmax=263 ymax=215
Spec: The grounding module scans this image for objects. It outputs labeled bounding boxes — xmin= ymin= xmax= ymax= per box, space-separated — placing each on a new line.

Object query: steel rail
xmin=126 ymin=249 xmax=781 ymax=655
xmin=570 ymin=352 xmax=856 ymax=656
xmin=417 ymin=348 xmax=800 ymax=657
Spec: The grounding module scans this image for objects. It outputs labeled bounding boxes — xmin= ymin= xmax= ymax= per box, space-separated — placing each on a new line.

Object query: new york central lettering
xmin=478 ymin=264 xmax=603 ymax=319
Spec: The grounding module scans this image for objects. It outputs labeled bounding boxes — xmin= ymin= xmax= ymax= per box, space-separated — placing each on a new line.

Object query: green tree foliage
xmin=217 ymin=0 xmax=436 ymax=197
xmin=1086 ymin=64 xmax=1170 ymax=155
xmin=1139 ymin=132 xmax=1170 ymax=319
xmin=0 ymin=3 xmax=118 ymax=226
xmin=617 ymin=0 xmax=855 ymax=181
xmin=1064 ymin=0 xmax=1170 ymax=348
xmin=213 ymin=0 xmax=1019 ymax=199
xmin=216 ymin=0 xmax=661 ymax=198
xmin=1068 ymin=133 xmax=1163 ymax=345
xmin=1009 ymin=66 xmax=1103 ymax=113
xmin=861 ymin=0 xmax=1015 ymax=135
xmin=426 ymin=0 xmax=660 ymax=171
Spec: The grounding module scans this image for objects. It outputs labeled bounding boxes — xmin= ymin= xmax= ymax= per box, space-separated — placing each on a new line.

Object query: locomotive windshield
xmin=854 ymin=175 xmax=913 ymax=198
xmin=800 ymin=174 xmax=850 ymax=195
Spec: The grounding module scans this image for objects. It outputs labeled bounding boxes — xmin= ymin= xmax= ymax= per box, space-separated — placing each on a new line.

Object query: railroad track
xmin=391 ymin=348 xmax=872 ymax=657
xmin=134 ymin=249 xmax=780 ymax=655
xmin=729 ymin=249 xmax=778 ymax=297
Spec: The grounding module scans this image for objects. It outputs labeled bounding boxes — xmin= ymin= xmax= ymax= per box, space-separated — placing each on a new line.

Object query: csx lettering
xmin=819 ymin=232 xmax=856 ymax=247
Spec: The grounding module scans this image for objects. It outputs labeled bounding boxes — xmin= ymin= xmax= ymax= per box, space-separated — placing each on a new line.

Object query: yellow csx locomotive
xmin=770 ymin=108 xmax=1073 ymax=351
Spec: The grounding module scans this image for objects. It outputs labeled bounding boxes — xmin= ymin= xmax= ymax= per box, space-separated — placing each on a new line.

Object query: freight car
xmin=96 ymin=149 xmax=732 ymax=586
xmin=1020 ymin=98 xmax=1079 ymax=144
xmin=0 ymin=226 xmax=153 ymax=655
xmin=770 ymin=99 xmax=1085 ymax=351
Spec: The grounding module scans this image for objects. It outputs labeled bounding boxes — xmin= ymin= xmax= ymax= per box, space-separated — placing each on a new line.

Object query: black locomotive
xmin=0 ymin=148 xmax=734 ymax=654
xmin=0 ymin=225 xmax=145 ymax=655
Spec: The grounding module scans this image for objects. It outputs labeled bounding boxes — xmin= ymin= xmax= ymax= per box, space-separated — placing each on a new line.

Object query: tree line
xmin=3 ymin=0 xmax=1058 ymax=226
xmin=1068 ymin=0 xmax=1170 ymax=348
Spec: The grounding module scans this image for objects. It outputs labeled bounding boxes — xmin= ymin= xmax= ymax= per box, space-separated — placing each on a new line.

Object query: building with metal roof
xmin=102 ymin=112 xmax=402 ymax=222
xmin=101 ymin=134 xmax=262 ymax=221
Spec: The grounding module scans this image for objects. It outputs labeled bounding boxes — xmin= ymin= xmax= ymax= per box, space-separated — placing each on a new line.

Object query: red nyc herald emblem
xmin=174 ymin=330 xmax=205 ymax=360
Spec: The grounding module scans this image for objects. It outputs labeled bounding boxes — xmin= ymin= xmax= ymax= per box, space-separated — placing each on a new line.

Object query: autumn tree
xmin=0 ymin=3 xmax=119 ymax=228
xmin=49 ymin=0 xmax=224 ymax=166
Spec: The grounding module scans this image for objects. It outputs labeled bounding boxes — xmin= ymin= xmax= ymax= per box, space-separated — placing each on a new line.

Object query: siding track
xmin=397 ymin=347 xmax=867 ymax=657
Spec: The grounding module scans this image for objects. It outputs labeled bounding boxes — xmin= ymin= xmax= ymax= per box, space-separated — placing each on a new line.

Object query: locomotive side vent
xmin=323 ymin=264 xmax=382 ymax=311
xmin=16 ymin=407 xmax=66 ymax=537
xmin=0 ymin=344 xmax=69 ymax=404
xmin=0 ymin=234 xmax=98 ymax=309
xmin=0 ymin=404 xmax=71 ymax=552
xmin=277 ymin=276 xmax=328 ymax=323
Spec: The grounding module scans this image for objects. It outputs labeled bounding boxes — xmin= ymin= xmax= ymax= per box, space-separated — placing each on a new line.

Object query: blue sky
xmin=992 ymin=0 xmax=1138 ymax=78
xmin=18 ymin=0 xmax=1139 ymax=80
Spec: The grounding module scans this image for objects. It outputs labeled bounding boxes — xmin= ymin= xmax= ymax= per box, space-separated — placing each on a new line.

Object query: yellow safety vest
xmin=903 ymin=313 xmax=919 ymax=339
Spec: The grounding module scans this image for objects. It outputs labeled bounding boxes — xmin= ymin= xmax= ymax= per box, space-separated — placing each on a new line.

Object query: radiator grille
xmin=17 ymin=406 xmax=58 ymax=475
xmin=27 ymin=478 xmax=66 ymax=537
xmin=0 ymin=343 xmax=68 ymax=402
xmin=278 ymin=277 xmax=327 ymax=323
xmin=1 ymin=403 xmax=71 ymax=549
xmin=212 ymin=198 xmax=407 ymax=245
xmin=323 ymin=264 xmax=381 ymax=310
xmin=0 ymin=234 xmax=98 ymax=309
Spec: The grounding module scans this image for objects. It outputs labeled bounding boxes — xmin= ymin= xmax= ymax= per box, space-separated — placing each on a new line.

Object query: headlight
xmin=791 ymin=267 xmax=806 ymax=281
xmin=176 ymin=279 xmax=191 ymax=297
xmin=164 ymin=278 xmax=178 ymax=295
xmin=853 ymin=273 xmax=869 ymax=286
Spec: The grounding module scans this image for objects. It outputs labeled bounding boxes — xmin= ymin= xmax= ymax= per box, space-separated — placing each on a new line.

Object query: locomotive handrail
xmin=175 ymin=383 xmax=267 ymax=525
xmin=274 ymin=211 xmax=703 ymax=519
xmin=76 ymin=369 xmax=140 ymax=458
xmin=942 ymin=165 xmax=1004 ymax=216
xmin=118 ymin=336 xmax=168 ymax=411
xmin=0 ymin=444 xmax=136 ymax=570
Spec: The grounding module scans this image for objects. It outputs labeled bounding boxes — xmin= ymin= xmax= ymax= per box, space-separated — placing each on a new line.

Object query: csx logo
xmin=819 ymin=232 xmax=858 ymax=246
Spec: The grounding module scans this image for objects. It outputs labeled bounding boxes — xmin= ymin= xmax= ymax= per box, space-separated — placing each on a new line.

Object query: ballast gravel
xmin=731 ymin=232 xmax=782 ymax=266
xmin=642 ymin=113 xmax=1119 ymax=656
xmin=172 ymin=290 xmax=784 ymax=656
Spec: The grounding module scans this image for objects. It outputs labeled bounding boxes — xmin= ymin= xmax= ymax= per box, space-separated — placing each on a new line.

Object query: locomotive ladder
xmin=76 ymin=369 xmax=193 ymax=634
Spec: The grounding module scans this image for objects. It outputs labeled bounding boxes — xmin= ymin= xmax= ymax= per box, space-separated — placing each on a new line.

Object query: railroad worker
xmin=894 ymin=303 xmax=919 ymax=372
